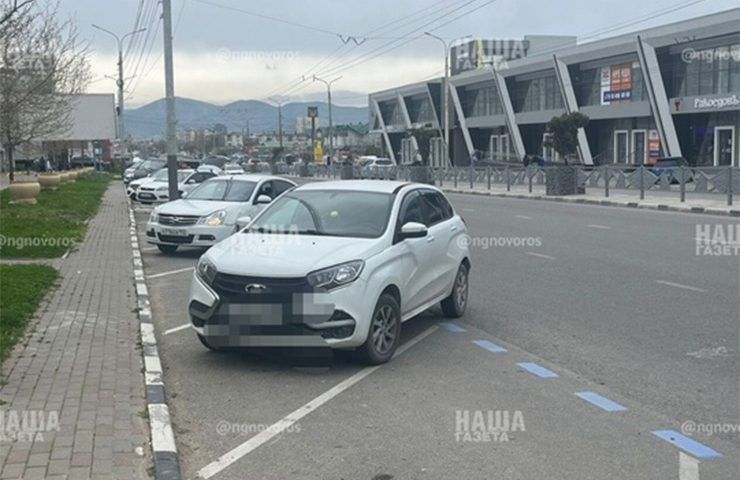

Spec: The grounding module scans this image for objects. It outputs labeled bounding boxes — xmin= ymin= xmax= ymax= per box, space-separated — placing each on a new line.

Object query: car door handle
xmin=450 ymin=225 xmax=457 ymax=232
xmin=426 ymin=235 xmax=435 ymax=243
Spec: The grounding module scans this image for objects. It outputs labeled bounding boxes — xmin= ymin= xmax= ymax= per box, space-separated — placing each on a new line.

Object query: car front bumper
xmin=188 ymin=272 xmax=374 ymax=349
xmin=136 ymin=190 xmax=169 ymax=203
xmin=145 ymin=221 xmax=234 ymax=247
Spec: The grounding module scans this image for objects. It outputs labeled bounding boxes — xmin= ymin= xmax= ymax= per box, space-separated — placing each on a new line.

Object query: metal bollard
xmin=728 ymin=166 xmax=733 ymax=206
xmin=528 ymin=166 xmax=533 ymax=193
xmin=604 ymin=165 xmax=610 ymax=198
xmin=487 ymin=167 xmax=491 ymax=190
xmin=454 ymin=167 xmax=458 ymax=188
xmin=506 ymin=166 xmax=511 ymax=192
xmin=639 ymin=165 xmax=645 ymax=200
xmin=469 ymin=166 xmax=474 ymax=190
xmin=680 ymin=166 xmax=686 ymax=203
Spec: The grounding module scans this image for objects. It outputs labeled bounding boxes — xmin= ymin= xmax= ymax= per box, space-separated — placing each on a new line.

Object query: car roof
xmin=208 ymin=174 xmax=296 ymax=183
xmin=295 ymin=180 xmax=410 ymax=194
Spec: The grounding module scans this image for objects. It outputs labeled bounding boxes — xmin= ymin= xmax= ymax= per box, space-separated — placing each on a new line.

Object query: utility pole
xmin=269 ymin=96 xmax=284 ymax=158
xmin=92 ymin=24 xmax=145 ymax=145
xmin=424 ymin=33 xmax=471 ymax=167
xmin=162 ymin=0 xmax=179 ymax=201
xmin=313 ymin=75 xmax=341 ymax=164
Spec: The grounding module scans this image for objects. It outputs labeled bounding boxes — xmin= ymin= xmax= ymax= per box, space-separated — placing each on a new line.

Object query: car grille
xmin=158 ymin=214 xmax=199 ymax=226
xmin=157 ymin=233 xmax=194 ymax=244
xmin=140 ymin=186 xmax=156 ymax=191
xmin=211 ymin=273 xmax=310 ymax=300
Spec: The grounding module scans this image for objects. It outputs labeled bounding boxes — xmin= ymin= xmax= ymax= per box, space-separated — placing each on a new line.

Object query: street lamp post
xmin=313 ymin=75 xmax=342 ymax=164
xmin=424 ymin=33 xmax=471 ymax=167
xmin=91 ymin=24 xmax=145 ymax=143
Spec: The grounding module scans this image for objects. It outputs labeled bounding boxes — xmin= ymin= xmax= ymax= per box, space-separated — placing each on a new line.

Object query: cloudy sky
xmin=61 ymin=0 xmax=738 ymax=107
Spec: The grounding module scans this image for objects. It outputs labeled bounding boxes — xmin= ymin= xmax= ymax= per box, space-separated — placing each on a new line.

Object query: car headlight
xmin=307 ymin=260 xmax=364 ymax=290
xmin=196 ymin=257 xmax=217 ymax=286
xmin=149 ymin=211 xmax=159 ymax=223
xmin=199 ymin=210 xmax=227 ymax=227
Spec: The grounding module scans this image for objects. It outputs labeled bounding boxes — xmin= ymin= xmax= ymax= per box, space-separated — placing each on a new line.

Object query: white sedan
xmin=188 ymin=180 xmax=471 ymax=364
xmin=146 ymin=174 xmax=296 ymax=254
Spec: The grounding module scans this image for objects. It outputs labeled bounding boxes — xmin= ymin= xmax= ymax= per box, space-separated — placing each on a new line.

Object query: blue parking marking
xmin=439 ymin=322 xmax=466 ymax=333
xmin=517 ymin=362 xmax=559 ymax=378
xmin=575 ymin=392 xmax=627 ymax=412
xmin=652 ymin=430 xmax=722 ymax=459
xmin=472 ymin=339 xmax=507 ymax=353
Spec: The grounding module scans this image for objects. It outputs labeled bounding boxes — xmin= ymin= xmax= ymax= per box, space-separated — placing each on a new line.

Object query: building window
xmin=514 ymin=75 xmax=564 ymax=112
xmin=669 ymin=42 xmax=740 ymax=97
xmin=462 ymin=83 xmax=502 ymax=117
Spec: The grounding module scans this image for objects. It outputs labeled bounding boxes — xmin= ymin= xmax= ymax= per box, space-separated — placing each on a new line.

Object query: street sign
xmin=307 ymin=106 xmax=318 ymax=118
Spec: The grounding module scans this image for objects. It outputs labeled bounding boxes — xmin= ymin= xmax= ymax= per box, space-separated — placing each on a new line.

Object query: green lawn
xmin=0 ymin=173 xmax=111 ymax=258
xmin=0 ymin=264 xmax=58 ymax=362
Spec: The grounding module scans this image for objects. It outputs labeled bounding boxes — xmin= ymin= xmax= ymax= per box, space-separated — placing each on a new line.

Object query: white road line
xmin=147 ymin=267 xmax=194 ymax=280
xmin=163 ymin=323 xmax=191 ymax=336
xmin=526 ymin=252 xmax=555 ymax=260
xmin=679 ymin=452 xmax=700 ymax=480
xmin=515 ymin=215 xmax=531 ymax=220
xmin=587 ymin=224 xmax=612 ymax=230
xmin=141 ymin=246 xmax=159 ymax=252
xmin=196 ymin=325 xmax=439 ymax=479
xmin=654 ymin=280 xmax=707 ymax=293
xmin=461 ymin=208 xmax=476 ymax=212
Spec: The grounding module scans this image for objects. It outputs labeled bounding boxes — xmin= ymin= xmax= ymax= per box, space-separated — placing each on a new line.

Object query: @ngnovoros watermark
xmin=454 ymin=409 xmax=525 ymax=443
xmin=681 ymin=47 xmax=740 ymax=64
xmin=695 ymin=224 xmax=740 ymax=256
xmin=216 ymin=420 xmax=301 ymax=437
xmin=216 ymin=48 xmax=300 ymax=63
xmin=681 ymin=421 xmax=740 ymax=437
xmin=0 ymin=409 xmax=60 ymax=442
xmin=0 ymin=234 xmax=76 ymax=251
xmin=457 ymin=234 xmax=542 ymax=250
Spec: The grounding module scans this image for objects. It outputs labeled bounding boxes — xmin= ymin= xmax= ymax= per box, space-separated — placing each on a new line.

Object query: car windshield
xmin=151 ymin=169 xmax=169 ymax=181
xmin=249 ymin=190 xmax=392 ymax=238
xmin=186 ymin=180 xmax=256 ymax=201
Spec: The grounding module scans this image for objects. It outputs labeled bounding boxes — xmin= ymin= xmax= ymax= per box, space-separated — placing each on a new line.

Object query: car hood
xmin=206 ymin=233 xmax=381 ymax=277
xmin=130 ymin=177 xmax=153 ymax=187
xmin=155 ymin=199 xmax=243 ymax=217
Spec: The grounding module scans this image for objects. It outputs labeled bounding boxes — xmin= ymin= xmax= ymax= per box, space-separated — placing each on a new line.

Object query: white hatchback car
xmin=188 ymin=180 xmax=470 ymax=364
xmin=146 ymin=175 xmax=296 ymax=253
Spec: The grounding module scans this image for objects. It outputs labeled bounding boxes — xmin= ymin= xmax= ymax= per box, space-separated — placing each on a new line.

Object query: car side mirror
xmin=236 ymin=215 xmax=252 ymax=229
xmin=256 ymin=194 xmax=272 ymax=205
xmin=186 ymin=178 xmax=196 ymax=184
xmin=400 ymin=221 xmax=427 ymax=239
xmin=179 ymin=191 xmax=187 ymax=198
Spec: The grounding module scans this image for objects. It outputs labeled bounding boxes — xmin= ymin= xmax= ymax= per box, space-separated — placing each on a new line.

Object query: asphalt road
xmin=132 ymin=186 xmax=739 ymax=480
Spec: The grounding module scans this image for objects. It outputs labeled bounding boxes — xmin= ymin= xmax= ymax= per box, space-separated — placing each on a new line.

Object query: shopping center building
xmin=368 ymin=8 xmax=739 ymax=167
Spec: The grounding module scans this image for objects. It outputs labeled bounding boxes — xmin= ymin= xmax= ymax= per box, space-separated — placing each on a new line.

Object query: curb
xmin=127 ymin=198 xmax=182 ymax=480
xmin=439 ymin=188 xmax=739 ymax=217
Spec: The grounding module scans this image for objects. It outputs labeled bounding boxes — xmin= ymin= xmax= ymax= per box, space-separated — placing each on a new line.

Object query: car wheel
xmin=359 ymin=293 xmax=401 ymax=365
xmin=157 ymin=244 xmax=178 ymax=254
xmin=441 ymin=263 xmax=468 ymax=318
xmin=196 ymin=333 xmax=224 ymax=352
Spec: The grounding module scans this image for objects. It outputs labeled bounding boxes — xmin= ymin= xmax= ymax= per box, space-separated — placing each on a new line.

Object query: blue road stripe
xmin=575 ymin=392 xmax=627 ymax=412
xmin=472 ymin=339 xmax=507 ymax=353
xmin=439 ymin=322 xmax=466 ymax=333
xmin=517 ymin=362 xmax=559 ymax=378
xmin=652 ymin=430 xmax=722 ymax=459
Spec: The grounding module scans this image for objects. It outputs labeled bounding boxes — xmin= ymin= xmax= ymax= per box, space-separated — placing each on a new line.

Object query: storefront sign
xmin=601 ymin=63 xmax=634 ymax=106
xmin=648 ymin=130 xmax=661 ymax=162
xmin=693 ymin=95 xmax=739 ymax=110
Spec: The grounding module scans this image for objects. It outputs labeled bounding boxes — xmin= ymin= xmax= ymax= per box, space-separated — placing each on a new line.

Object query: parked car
xmin=126 ymin=174 xmax=156 ymax=199
xmin=223 ymin=163 xmax=245 ymax=175
xmin=146 ymin=175 xmax=296 ymax=254
xmin=136 ymin=169 xmax=221 ymax=204
xmin=360 ymin=157 xmax=397 ymax=179
xmin=196 ymin=164 xmax=223 ymax=176
xmin=188 ymin=180 xmax=471 ymax=364
xmin=201 ymin=155 xmax=230 ymax=168
xmin=123 ymin=159 xmax=166 ymax=184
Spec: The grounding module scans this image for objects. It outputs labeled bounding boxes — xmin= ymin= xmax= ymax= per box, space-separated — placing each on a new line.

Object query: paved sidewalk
xmin=0 ymin=184 xmax=149 ymax=479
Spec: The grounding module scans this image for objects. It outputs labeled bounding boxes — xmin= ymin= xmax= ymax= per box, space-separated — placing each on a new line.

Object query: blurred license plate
xmin=161 ymin=228 xmax=187 ymax=237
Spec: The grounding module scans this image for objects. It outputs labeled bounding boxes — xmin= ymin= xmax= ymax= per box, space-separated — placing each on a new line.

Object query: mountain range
xmin=124 ymin=97 xmax=369 ymax=139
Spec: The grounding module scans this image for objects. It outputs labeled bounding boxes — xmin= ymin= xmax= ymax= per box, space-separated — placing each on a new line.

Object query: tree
xmin=545 ymin=112 xmax=589 ymax=165
xmin=0 ymin=0 xmax=90 ymax=181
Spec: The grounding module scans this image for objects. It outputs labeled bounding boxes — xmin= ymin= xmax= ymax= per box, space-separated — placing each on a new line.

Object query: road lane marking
xmin=472 ymin=339 xmax=507 ymax=353
xmin=654 ymin=280 xmax=707 ymax=293
xmin=147 ymin=267 xmax=195 ymax=280
xmin=164 ymin=324 xmax=191 ymax=336
xmin=461 ymin=208 xmax=476 ymax=212
xmin=196 ymin=325 xmax=439 ymax=479
xmin=587 ymin=224 xmax=612 ymax=230
xmin=141 ymin=246 xmax=159 ymax=252
xmin=526 ymin=252 xmax=555 ymax=260
xmin=439 ymin=322 xmax=466 ymax=333
xmin=652 ymin=430 xmax=721 ymax=459
xmin=515 ymin=215 xmax=531 ymax=220
xmin=575 ymin=392 xmax=626 ymax=412
xmin=517 ymin=362 xmax=559 ymax=378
